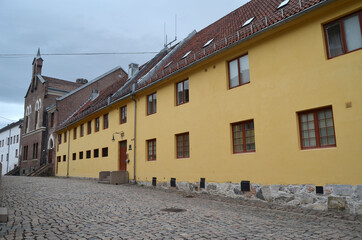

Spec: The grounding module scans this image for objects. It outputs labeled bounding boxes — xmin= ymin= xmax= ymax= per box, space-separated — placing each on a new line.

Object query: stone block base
xmin=99 ymin=171 xmax=129 ymax=185
xmin=110 ymin=171 xmax=129 ymax=185
xmin=137 ymin=180 xmax=362 ymax=216
xmin=0 ymin=207 xmax=8 ymax=223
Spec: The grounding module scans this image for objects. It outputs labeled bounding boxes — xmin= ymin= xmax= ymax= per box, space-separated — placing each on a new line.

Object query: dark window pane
xmin=326 ymin=22 xmax=344 ymax=57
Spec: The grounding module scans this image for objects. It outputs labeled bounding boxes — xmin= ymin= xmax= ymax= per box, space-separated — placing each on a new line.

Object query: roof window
xmin=203 ymin=39 xmax=214 ymax=48
xmin=164 ymin=61 xmax=173 ymax=69
xmin=242 ymin=17 xmax=255 ymax=27
xmin=277 ymin=0 xmax=289 ymax=9
xmin=182 ymin=51 xmax=192 ymax=59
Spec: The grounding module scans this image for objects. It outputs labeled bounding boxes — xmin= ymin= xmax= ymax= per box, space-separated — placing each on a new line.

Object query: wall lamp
xmin=112 ymin=131 xmax=124 ymax=141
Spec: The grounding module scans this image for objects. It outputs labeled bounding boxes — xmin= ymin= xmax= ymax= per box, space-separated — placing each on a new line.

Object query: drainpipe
xmin=66 ymin=127 xmax=70 ymax=177
xmin=131 ymin=95 xmax=137 ymax=183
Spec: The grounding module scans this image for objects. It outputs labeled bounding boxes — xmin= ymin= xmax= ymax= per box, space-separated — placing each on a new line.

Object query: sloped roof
xmin=56 ymin=66 xmax=127 ymax=101
xmin=136 ymin=0 xmax=330 ymax=90
xmin=56 ymin=0 xmax=332 ymax=131
xmin=42 ymin=75 xmax=83 ymax=92
xmin=56 ymin=79 xmax=128 ymax=131
xmin=0 ymin=119 xmax=23 ymax=133
xmin=25 ymin=74 xmax=82 ymax=98
xmin=56 ymin=46 xmax=176 ymax=131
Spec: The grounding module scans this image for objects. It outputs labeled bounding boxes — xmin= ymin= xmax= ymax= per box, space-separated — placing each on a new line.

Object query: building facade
xmin=56 ymin=0 xmax=362 ymax=214
xmin=46 ymin=67 xmax=128 ymax=175
xmin=19 ymin=50 xmax=128 ymax=176
xmin=0 ymin=119 xmax=23 ymax=175
xmin=19 ymin=51 xmax=84 ymax=175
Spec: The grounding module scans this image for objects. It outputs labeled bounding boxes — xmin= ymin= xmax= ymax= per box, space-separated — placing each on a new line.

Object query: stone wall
xmin=137 ymin=180 xmax=362 ymax=216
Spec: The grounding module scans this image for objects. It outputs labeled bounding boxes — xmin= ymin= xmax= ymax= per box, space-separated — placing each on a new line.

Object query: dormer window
xmin=277 ymin=0 xmax=289 ymax=9
xmin=182 ymin=51 xmax=192 ymax=59
xmin=242 ymin=17 xmax=255 ymax=27
xmin=203 ymin=39 xmax=214 ymax=48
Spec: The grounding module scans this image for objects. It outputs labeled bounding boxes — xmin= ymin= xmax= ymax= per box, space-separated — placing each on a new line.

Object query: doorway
xmin=119 ymin=140 xmax=127 ymax=171
xmin=48 ymin=150 xmax=53 ymax=164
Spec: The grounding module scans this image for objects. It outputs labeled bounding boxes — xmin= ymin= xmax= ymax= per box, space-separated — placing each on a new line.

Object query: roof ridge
xmin=56 ymin=66 xmax=126 ymax=101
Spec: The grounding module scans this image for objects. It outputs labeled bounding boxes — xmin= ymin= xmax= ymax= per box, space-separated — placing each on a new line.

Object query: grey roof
xmin=0 ymin=119 xmax=24 ymax=133
xmin=56 ymin=66 xmax=126 ymax=101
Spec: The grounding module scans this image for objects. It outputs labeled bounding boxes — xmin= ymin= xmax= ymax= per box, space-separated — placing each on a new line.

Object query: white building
xmin=0 ymin=119 xmax=23 ymax=175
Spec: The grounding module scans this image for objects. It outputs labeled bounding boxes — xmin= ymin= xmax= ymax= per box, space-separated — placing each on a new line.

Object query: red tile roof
xmin=57 ymin=47 xmax=175 ymax=130
xmin=56 ymin=0 xmax=331 ymax=131
xmin=136 ymin=0 xmax=328 ymax=90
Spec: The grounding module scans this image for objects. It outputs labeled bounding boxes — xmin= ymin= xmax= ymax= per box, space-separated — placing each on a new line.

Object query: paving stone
xmin=0 ymin=176 xmax=361 ymax=239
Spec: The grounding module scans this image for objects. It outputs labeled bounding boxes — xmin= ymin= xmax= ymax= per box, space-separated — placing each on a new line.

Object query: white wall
xmin=0 ymin=122 xmax=21 ymax=175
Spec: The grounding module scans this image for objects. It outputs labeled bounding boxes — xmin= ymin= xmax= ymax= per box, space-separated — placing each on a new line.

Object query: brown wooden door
xmin=119 ymin=140 xmax=127 ymax=171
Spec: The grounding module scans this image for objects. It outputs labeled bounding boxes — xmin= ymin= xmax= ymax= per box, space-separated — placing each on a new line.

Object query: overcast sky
xmin=0 ymin=0 xmax=249 ymax=129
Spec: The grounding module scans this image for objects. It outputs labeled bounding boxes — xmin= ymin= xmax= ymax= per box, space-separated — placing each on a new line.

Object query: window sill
xmin=176 ymin=101 xmax=189 ymax=107
xmin=327 ymin=47 xmax=361 ymax=60
xmin=229 ymin=81 xmax=250 ymax=90
xmin=233 ymin=150 xmax=256 ymax=155
xmin=300 ymin=145 xmax=336 ymax=151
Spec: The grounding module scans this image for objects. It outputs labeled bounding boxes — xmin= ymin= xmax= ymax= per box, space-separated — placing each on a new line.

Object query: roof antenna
xmin=164 ymin=15 xmax=177 ymax=48
xmin=175 ymin=14 xmax=177 ymax=41
xmin=164 ymin=22 xmax=167 ymax=48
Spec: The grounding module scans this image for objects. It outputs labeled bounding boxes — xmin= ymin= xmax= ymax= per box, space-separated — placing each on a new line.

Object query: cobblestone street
xmin=0 ymin=176 xmax=361 ymax=240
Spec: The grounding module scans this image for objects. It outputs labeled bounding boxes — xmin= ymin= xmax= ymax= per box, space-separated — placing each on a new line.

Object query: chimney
xmin=128 ymin=63 xmax=139 ymax=78
xmin=76 ymin=78 xmax=88 ymax=84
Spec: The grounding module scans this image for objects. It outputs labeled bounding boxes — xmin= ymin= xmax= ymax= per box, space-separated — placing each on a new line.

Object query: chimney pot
xmin=76 ymin=78 xmax=88 ymax=84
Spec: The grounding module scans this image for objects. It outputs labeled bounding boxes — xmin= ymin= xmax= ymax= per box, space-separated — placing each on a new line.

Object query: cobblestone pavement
xmin=0 ymin=176 xmax=361 ymax=240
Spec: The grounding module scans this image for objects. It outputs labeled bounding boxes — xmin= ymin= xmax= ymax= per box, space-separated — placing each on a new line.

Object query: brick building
xmin=20 ymin=50 xmax=84 ymax=175
xmin=19 ymin=49 xmax=128 ymax=175
xmin=46 ymin=66 xmax=128 ymax=173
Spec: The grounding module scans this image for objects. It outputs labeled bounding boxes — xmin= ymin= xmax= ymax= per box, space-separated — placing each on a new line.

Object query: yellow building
xmin=56 ymin=0 xmax=362 ymax=213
